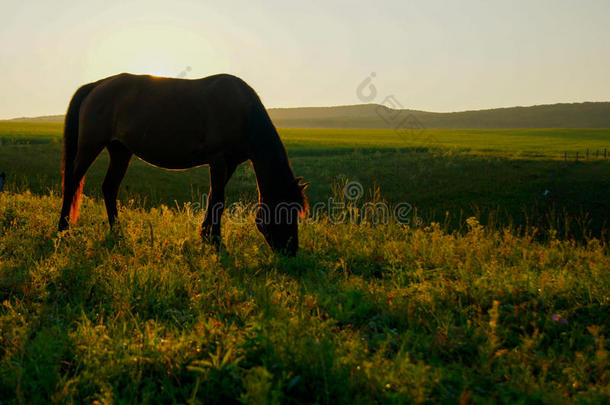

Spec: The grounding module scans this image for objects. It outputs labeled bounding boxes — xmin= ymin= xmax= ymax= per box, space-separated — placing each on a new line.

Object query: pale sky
xmin=1 ymin=0 xmax=609 ymax=119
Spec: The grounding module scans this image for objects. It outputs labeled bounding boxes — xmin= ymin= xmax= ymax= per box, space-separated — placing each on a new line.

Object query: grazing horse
xmin=58 ymin=73 xmax=308 ymax=255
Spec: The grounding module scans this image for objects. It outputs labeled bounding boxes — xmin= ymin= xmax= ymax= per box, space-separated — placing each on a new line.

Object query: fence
xmin=563 ymin=148 xmax=607 ymax=164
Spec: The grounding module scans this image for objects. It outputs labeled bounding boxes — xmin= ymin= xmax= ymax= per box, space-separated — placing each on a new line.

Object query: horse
xmin=58 ymin=73 xmax=309 ymax=255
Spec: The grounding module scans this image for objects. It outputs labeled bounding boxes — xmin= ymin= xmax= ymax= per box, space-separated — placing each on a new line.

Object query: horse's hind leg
xmin=58 ymin=141 xmax=105 ymax=230
xmin=201 ymin=157 xmax=238 ymax=245
xmin=102 ymin=142 xmax=132 ymax=228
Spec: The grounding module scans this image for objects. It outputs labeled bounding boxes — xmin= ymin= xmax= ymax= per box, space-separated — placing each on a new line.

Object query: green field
xmin=1 ymin=122 xmax=609 ymax=238
xmin=1 ymin=122 xmax=610 ymax=403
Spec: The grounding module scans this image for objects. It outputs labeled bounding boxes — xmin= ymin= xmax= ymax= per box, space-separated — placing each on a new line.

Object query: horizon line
xmin=3 ymin=100 xmax=610 ymax=121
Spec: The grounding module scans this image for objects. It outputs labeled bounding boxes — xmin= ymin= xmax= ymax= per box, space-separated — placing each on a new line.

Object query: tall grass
xmin=1 ymin=190 xmax=608 ymax=403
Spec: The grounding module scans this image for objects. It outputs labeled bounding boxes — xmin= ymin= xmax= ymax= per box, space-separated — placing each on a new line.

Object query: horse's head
xmin=256 ymin=178 xmax=309 ymax=256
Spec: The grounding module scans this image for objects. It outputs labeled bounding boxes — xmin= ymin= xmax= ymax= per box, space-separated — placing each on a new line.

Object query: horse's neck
xmin=250 ymin=130 xmax=295 ymax=203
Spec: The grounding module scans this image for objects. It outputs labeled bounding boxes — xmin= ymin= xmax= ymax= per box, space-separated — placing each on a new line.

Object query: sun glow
xmin=83 ymin=23 xmax=227 ymax=81
xmin=145 ymin=68 xmax=178 ymax=78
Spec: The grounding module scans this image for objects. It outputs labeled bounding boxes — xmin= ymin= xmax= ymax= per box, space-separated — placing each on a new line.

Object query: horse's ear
xmin=295 ymin=176 xmax=309 ymax=189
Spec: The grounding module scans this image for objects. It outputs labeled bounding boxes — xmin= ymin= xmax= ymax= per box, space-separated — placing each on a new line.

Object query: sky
xmin=1 ymin=0 xmax=609 ymax=119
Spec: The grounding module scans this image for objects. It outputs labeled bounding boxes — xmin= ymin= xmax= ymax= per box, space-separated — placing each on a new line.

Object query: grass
xmin=0 ymin=122 xmax=609 ymax=403
xmin=0 ymin=190 xmax=608 ymax=403
xmin=280 ymin=127 xmax=610 ymax=157
xmin=1 ymin=122 xmax=609 ymax=239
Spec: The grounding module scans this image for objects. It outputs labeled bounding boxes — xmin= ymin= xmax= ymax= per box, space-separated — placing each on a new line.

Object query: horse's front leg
xmin=201 ymin=158 xmax=238 ymax=246
xmin=201 ymin=162 xmax=226 ymax=246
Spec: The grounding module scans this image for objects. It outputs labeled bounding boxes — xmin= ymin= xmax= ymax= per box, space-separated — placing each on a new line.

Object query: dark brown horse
xmin=58 ymin=73 xmax=308 ymax=255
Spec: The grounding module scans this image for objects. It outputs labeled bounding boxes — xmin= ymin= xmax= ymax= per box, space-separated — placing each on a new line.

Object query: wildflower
xmin=551 ymin=314 xmax=568 ymax=325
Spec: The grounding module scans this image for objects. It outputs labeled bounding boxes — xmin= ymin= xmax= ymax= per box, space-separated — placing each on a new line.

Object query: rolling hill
xmin=268 ymin=102 xmax=610 ymax=129
xmin=6 ymin=101 xmax=610 ymax=129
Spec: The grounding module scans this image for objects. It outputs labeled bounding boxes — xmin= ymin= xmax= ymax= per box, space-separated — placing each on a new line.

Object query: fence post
xmin=564 ymin=151 xmax=567 ymax=166
xmin=586 ymin=148 xmax=589 ymax=160
xmin=596 ymin=149 xmax=599 ymax=159
xmin=605 ymin=148 xmax=607 ymax=159
xmin=576 ymin=151 xmax=579 ymax=162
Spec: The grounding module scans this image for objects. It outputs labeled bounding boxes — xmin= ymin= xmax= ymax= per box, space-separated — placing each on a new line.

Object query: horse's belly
xmin=137 ymin=154 xmax=207 ymax=170
xmin=133 ymin=145 xmax=209 ymax=170
xmin=121 ymin=130 xmax=209 ymax=170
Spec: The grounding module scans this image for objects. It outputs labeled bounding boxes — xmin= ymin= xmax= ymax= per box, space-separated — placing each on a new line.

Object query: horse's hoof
xmin=58 ymin=219 xmax=69 ymax=232
xmin=202 ymin=235 xmax=221 ymax=246
xmin=200 ymin=225 xmax=211 ymax=240
xmin=201 ymin=231 xmax=222 ymax=248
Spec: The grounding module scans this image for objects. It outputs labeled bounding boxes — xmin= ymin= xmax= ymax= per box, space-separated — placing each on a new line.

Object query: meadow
xmin=1 ymin=122 xmax=609 ymax=238
xmin=0 ymin=121 xmax=609 ymax=403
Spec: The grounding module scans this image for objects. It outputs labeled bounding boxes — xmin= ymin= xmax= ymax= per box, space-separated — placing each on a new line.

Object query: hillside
xmin=7 ymin=114 xmax=65 ymax=123
xmin=269 ymin=102 xmax=610 ymax=129
xmin=6 ymin=102 xmax=610 ymax=128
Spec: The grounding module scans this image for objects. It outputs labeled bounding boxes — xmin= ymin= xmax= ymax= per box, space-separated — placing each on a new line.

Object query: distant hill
xmin=8 ymin=115 xmax=65 ymax=123
xmin=5 ymin=102 xmax=610 ymax=128
xmin=268 ymin=102 xmax=610 ymax=129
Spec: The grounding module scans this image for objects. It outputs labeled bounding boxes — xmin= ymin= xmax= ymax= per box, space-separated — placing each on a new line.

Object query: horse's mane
xmin=287 ymin=178 xmax=309 ymax=219
xmin=246 ymin=95 xmax=309 ymax=218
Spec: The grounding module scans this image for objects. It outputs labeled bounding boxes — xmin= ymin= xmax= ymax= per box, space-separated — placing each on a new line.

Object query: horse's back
xmin=78 ymin=73 xmax=258 ymax=168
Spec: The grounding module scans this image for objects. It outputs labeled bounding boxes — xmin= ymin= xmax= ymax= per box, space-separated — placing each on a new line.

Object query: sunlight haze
xmin=1 ymin=0 xmax=609 ymax=119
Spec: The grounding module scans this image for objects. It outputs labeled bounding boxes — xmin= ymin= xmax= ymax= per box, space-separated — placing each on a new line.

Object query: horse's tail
xmin=62 ymin=81 xmax=99 ymax=222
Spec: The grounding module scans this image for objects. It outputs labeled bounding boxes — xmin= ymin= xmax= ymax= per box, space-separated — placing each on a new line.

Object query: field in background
xmin=1 ymin=122 xmax=609 ymax=238
xmin=1 ymin=121 xmax=609 ymax=402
